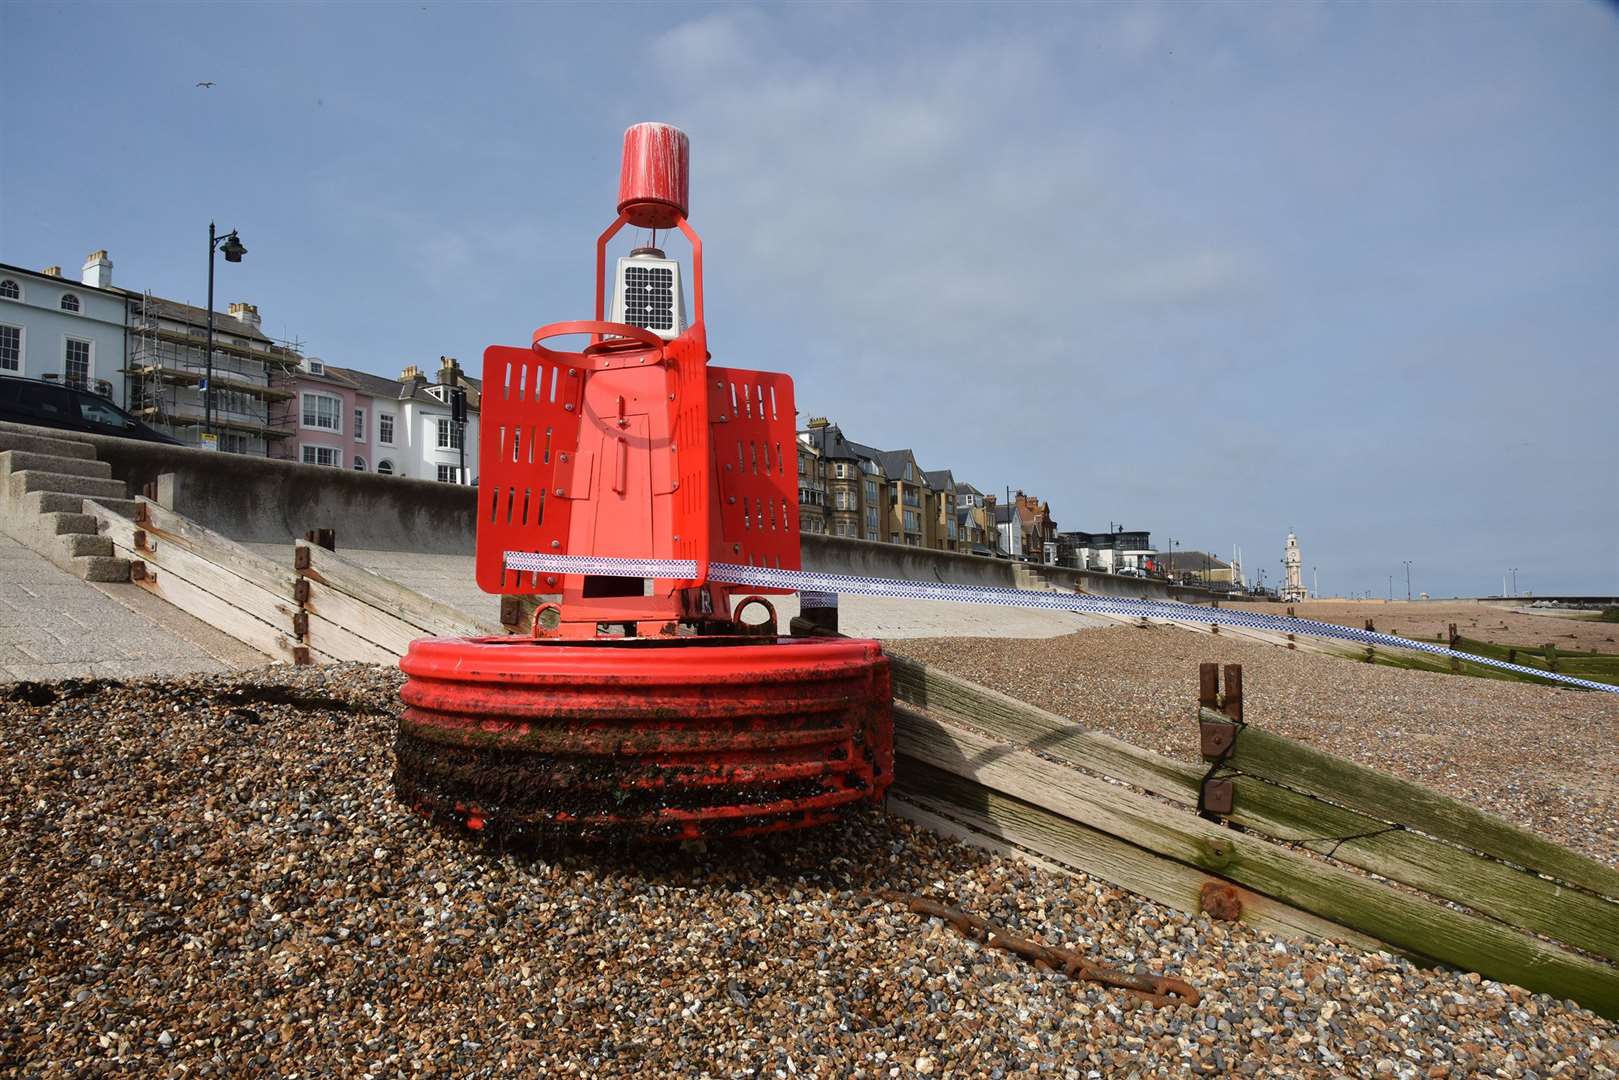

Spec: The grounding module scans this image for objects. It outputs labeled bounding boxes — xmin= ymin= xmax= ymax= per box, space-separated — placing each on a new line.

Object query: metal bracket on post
xmin=1197 ymin=662 xmax=1243 ymax=820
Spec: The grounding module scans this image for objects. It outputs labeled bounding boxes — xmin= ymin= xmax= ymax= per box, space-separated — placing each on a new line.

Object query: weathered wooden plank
xmin=890 ymin=656 xmax=1619 ymax=960
xmin=109 ymin=499 xmax=303 ymax=600
xmin=889 ymin=656 xmax=1202 ymax=800
xmin=95 ymin=507 xmax=301 ymax=636
xmin=295 ymin=541 xmax=501 ymax=638
xmin=895 ymin=707 xmax=1619 ymax=1019
xmin=1204 ymin=706 xmax=1619 ymax=902
xmin=301 ymin=579 xmax=428 ymax=658
xmin=892 ymin=762 xmax=1393 ymax=954
xmin=117 ymin=551 xmax=301 ymax=665
xmin=303 ymin=609 xmax=400 ymax=665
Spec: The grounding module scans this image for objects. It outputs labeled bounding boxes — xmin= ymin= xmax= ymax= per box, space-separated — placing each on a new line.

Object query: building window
xmin=436 ymin=464 xmax=458 ymax=483
xmin=64 ymin=338 xmax=91 ymax=385
xmin=377 ymin=459 xmax=394 ymax=476
xmin=904 ymin=510 xmax=921 ymax=533
xmin=354 ymin=408 xmax=365 ymax=441
xmin=865 ymin=507 xmax=878 ymax=533
xmin=301 ymin=392 xmax=342 ymax=432
xmin=301 ymin=445 xmax=342 ymax=467
xmin=833 ymin=462 xmax=849 ymax=479
xmin=0 ymin=325 xmax=19 ymax=372
xmin=378 ymin=413 xmax=395 ymax=445
xmin=0 ymin=280 xmax=19 ymax=300
xmin=353 ymin=456 xmax=366 ymax=471
xmin=60 ymin=294 xmax=80 ymax=313
xmin=220 ymin=432 xmax=250 ymax=454
xmin=864 ymin=479 xmax=878 ymax=504
xmin=307 ymin=360 xmax=325 ymax=376
xmin=436 ymin=418 xmax=462 ymax=450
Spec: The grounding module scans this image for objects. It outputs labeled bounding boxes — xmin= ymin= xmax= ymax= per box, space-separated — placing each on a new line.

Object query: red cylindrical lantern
xmin=617 ymin=122 xmax=690 ymax=229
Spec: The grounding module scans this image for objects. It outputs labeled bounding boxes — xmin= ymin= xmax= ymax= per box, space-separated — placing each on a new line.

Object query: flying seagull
xmin=196 ymin=81 xmax=215 ymax=89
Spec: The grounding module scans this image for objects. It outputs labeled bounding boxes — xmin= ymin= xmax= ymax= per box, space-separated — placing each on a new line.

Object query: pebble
xmin=0 ymin=664 xmax=1614 ymax=1078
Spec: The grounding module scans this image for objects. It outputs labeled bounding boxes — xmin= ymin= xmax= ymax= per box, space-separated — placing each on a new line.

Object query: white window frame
xmin=354 ymin=407 xmax=366 ymax=442
xmin=435 ymin=417 xmax=462 ymax=450
xmin=0 ymin=279 xmax=21 ymax=302
xmin=436 ymin=463 xmax=458 ymax=483
xmin=377 ymin=459 xmax=394 ymax=476
xmin=63 ymin=335 xmax=94 ymax=385
xmin=0 ymin=323 xmax=23 ymax=375
xmin=301 ymin=444 xmax=342 ymax=468
xmin=60 ymin=293 xmax=81 ymax=313
xmin=353 ymin=455 xmax=366 ymax=471
xmin=300 ymin=392 xmax=342 ymax=434
xmin=378 ymin=412 xmax=395 ymax=446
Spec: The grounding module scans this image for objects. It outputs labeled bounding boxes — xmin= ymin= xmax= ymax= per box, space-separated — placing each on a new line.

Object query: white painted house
xmin=0 ymin=256 xmax=127 ymax=398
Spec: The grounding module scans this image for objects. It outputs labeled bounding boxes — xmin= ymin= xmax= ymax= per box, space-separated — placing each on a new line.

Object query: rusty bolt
xmin=545 ymin=576 xmax=556 ymax=586
xmin=294 ymin=579 xmax=311 ymax=604
xmin=129 ymin=560 xmax=147 ymax=581
xmin=294 ymin=547 xmax=311 ymax=570
xmin=554 ymin=488 xmax=565 ymax=497
xmin=1202 ymin=778 xmax=1234 ymax=815
xmin=292 ymin=612 xmax=309 ymax=639
xmin=568 ymin=368 xmax=577 ymax=376
xmin=132 ymin=529 xmax=148 ymax=549
xmin=1200 ymin=722 xmax=1236 ymax=760
xmin=1199 ymin=882 xmax=1242 ymax=922
xmin=550 ymin=540 xmax=561 ymax=549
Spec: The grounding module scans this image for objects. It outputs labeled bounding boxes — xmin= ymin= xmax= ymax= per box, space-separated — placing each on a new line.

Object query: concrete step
xmin=40 ymin=511 xmax=99 ymax=537
xmin=8 ymin=470 xmax=128 ymax=501
xmin=0 ymin=427 xmax=97 ymax=460
xmin=20 ymin=490 xmax=87 ymax=515
xmin=93 ymin=497 xmax=142 ymax=520
xmin=57 ymin=532 xmax=114 ymax=558
xmin=74 ymin=555 xmax=131 ymax=582
xmin=0 ymin=450 xmax=113 ymax=480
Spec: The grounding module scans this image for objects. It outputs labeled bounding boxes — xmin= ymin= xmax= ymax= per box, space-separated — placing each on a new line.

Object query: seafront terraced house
xmin=276 ymin=355 xmax=482 ymax=482
xmin=0 ymin=257 xmax=127 ymax=400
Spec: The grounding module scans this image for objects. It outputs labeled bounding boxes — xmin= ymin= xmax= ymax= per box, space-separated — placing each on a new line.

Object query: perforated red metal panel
xmin=709 ymin=367 xmax=801 ymax=578
xmin=475 ymin=345 xmax=585 ymax=594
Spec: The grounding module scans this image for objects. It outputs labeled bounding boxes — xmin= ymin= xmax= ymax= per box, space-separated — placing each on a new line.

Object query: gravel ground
xmin=890 ymin=625 xmax=1619 ymax=868
xmin=1222 ymin=599 xmax=1619 ymax=655
xmin=3 ymin=665 xmax=1615 ymax=1078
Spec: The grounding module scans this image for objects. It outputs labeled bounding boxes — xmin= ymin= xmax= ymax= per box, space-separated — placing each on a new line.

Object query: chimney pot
xmin=42 ymin=265 xmax=61 ymax=277
xmin=80 ymin=250 xmax=114 ymax=289
xmin=227 ymin=302 xmax=262 ymax=329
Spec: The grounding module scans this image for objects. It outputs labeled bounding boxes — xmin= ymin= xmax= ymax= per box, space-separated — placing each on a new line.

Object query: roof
xmin=922 ymin=468 xmax=954 ymax=492
xmin=956 ymin=482 xmax=985 ymax=498
xmin=137 ymin=294 xmax=271 ymax=342
xmin=798 ymin=422 xmax=857 ymax=460
xmin=848 ymin=442 xmax=917 ymax=481
xmin=0 ymin=262 xmax=129 ymax=302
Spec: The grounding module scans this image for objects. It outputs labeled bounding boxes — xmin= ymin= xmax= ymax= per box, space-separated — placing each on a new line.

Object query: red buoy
xmin=396 ymin=122 xmax=894 ymax=844
xmin=398 ymin=635 xmax=892 ymax=840
xmin=617 ymin=122 xmax=690 ymax=229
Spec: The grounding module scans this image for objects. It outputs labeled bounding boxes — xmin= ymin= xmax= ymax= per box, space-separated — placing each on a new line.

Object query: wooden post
xmin=1545 ymin=643 xmax=1559 ymax=673
xmin=305 ymin=528 xmax=336 ymax=552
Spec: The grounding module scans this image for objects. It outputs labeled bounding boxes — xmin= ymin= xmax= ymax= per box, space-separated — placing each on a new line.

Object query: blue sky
xmin=3 ymin=1 xmax=1615 ymax=597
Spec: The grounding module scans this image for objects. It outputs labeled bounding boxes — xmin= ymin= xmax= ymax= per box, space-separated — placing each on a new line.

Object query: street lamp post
xmin=1403 ymin=560 xmax=1412 ymax=602
xmin=1511 ymin=567 xmax=1518 ymax=597
xmin=205 ymin=222 xmax=247 ymax=445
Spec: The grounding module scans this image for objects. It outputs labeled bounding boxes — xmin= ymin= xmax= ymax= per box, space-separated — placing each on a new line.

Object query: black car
xmin=0 ymin=375 xmax=182 ymax=445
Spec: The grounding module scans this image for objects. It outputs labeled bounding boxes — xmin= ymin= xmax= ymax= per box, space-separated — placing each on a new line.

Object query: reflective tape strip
xmin=799 ymin=590 xmax=839 ymax=610
xmin=501 ymin=551 xmax=1619 ymax=695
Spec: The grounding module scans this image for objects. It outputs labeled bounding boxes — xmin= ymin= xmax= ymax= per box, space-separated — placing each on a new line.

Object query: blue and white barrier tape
xmin=502 ymin=552 xmax=1619 ymax=695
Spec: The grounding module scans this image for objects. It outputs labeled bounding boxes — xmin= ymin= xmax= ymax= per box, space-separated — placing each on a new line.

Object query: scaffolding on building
xmin=124 ymin=291 xmax=304 ymax=454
